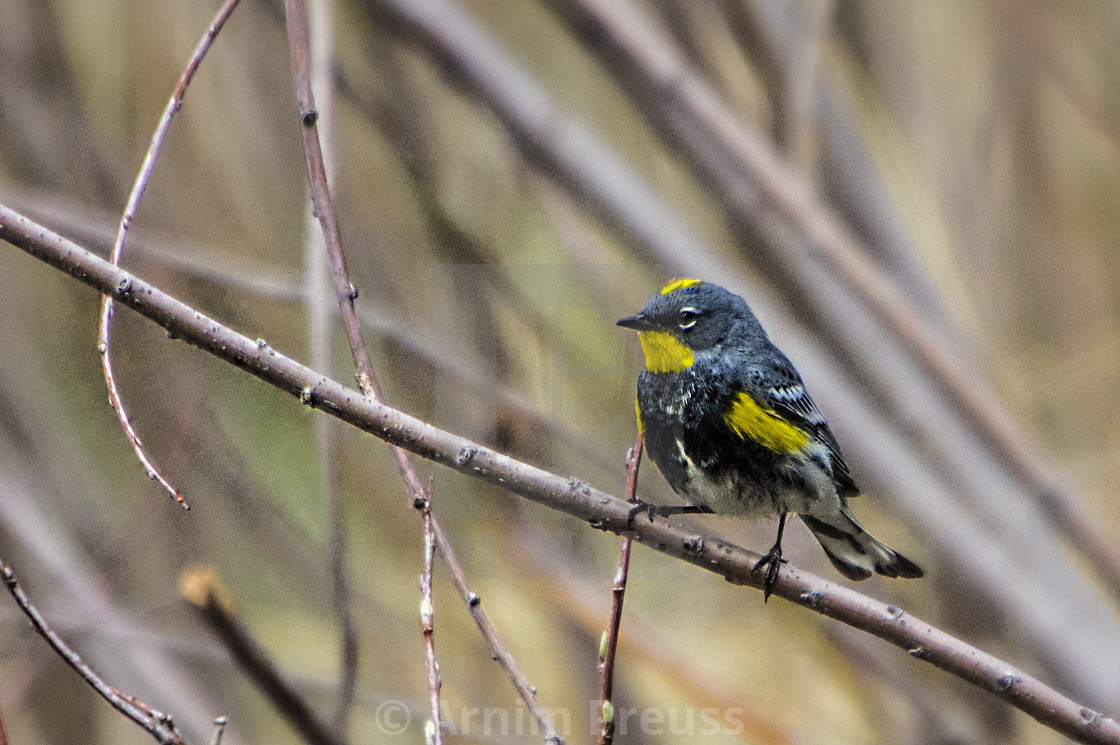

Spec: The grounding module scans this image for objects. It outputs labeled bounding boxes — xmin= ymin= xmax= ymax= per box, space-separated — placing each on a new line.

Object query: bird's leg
xmin=752 ymin=512 xmax=787 ymax=601
xmin=626 ymin=500 xmax=714 ymax=526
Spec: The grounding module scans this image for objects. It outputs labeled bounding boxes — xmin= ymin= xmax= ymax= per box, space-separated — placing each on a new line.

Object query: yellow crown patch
xmin=660 ymin=278 xmax=702 ymax=295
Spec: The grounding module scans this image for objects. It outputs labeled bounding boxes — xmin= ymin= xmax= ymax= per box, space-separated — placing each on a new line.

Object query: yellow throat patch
xmin=723 ymin=392 xmax=810 ymax=453
xmin=637 ymin=331 xmax=694 ymax=373
xmin=660 ymin=278 xmax=702 ymax=294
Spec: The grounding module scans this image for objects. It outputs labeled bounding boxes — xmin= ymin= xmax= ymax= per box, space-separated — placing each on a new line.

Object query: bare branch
xmin=287 ymin=5 xmax=563 ymax=739
xmin=285 ymin=1 xmax=443 ymax=736
xmin=181 ymin=570 xmax=348 ymax=745
xmin=3 ymin=206 xmax=1120 ymax=745
xmin=428 ymin=517 xmax=563 ymax=744
xmin=296 ymin=0 xmax=359 ymax=728
xmin=1 ymin=556 xmax=187 ymax=745
xmin=97 ymin=0 xmax=242 ymax=510
xmin=597 ymin=432 xmax=642 ymax=745
xmin=416 ymin=489 xmax=443 ymax=744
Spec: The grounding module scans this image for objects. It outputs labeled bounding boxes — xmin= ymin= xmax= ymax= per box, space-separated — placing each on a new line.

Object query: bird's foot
xmin=626 ymin=499 xmax=657 ymax=526
xmin=752 ymin=547 xmax=785 ymax=602
xmin=626 ymin=501 xmax=713 ymax=527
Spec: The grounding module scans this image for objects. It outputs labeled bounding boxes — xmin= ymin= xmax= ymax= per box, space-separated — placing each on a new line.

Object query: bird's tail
xmin=800 ymin=508 xmax=923 ymax=581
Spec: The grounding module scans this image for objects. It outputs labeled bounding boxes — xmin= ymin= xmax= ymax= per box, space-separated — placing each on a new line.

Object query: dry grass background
xmin=1 ymin=1 xmax=1120 ymax=744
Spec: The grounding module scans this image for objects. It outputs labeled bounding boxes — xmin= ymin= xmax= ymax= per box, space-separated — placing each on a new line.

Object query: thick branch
xmin=2 ymin=206 xmax=1118 ymax=745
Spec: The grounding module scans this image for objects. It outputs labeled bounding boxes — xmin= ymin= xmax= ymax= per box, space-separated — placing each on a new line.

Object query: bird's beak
xmin=616 ymin=314 xmax=652 ymax=331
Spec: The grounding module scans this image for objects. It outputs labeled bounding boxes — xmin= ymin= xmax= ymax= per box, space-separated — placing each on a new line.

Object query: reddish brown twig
xmin=6 ymin=207 xmax=1120 ymax=745
xmin=284 ymin=1 xmax=445 ymax=737
xmin=597 ymin=431 xmax=642 ymax=745
xmin=1 ymin=556 xmax=186 ymax=745
xmin=97 ymin=0 xmax=242 ymax=510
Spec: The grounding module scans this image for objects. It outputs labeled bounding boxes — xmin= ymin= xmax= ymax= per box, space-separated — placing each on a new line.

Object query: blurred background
xmin=2 ymin=1 xmax=1120 ymax=744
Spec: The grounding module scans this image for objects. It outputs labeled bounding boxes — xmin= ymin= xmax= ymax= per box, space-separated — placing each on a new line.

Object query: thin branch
xmin=1 ymin=555 xmax=186 ymax=745
xmin=288 ymin=6 xmax=559 ymax=740
xmin=3 ymin=207 xmax=1120 ymax=745
xmin=285 ymin=0 xmax=390 ymax=410
xmin=97 ymin=0 xmax=241 ymax=510
xmin=416 ymin=489 xmax=443 ymax=745
xmin=285 ymin=2 xmax=444 ymax=737
xmin=181 ymin=570 xmax=348 ymax=745
xmin=598 ymin=432 xmax=642 ymax=745
xmin=297 ymin=0 xmax=359 ymax=729
xmin=428 ymin=517 xmax=563 ymax=744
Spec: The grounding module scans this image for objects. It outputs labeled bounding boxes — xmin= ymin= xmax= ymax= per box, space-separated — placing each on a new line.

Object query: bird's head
xmin=617 ymin=279 xmax=752 ymax=373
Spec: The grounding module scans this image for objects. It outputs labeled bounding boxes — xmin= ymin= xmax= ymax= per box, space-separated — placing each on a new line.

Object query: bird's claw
xmin=626 ymin=499 xmax=656 ymax=527
xmin=752 ymin=548 xmax=785 ymax=602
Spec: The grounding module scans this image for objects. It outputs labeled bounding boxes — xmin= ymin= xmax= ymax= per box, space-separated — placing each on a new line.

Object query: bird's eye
xmin=678 ymin=307 xmax=699 ymax=330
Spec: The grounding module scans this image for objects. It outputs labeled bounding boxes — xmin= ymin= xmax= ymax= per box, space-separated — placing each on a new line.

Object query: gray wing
xmin=765 ymin=383 xmax=860 ymax=497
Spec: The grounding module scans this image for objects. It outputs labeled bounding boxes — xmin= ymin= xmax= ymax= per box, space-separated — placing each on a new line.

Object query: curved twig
xmin=97 ymin=0 xmax=242 ymax=510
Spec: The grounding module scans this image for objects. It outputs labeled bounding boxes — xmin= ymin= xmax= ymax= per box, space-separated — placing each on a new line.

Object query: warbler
xmin=618 ymin=279 xmax=922 ymax=599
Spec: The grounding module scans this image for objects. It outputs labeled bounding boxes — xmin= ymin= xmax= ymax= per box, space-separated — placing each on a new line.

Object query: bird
xmin=618 ymin=278 xmax=923 ymax=599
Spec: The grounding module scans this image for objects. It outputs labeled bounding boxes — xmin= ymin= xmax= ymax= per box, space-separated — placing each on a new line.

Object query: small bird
xmin=618 ymin=279 xmax=922 ymax=599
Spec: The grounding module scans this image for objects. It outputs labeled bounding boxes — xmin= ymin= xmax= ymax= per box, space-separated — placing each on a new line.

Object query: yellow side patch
xmin=638 ymin=331 xmax=694 ymax=373
xmin=660 ymin=278 xmax=702 ymax=295
xmin=634 ymin=394 xmax=643 ymax=435
xmin=723 ymin=392 xmax=810 ymax=453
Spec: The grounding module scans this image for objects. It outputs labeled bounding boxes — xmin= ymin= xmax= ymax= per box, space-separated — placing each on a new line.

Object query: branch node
xmin=682 ymin=536 xmax=704 ymax=555
xmin=996 ymin=673 xmax=1021 ymax=692
xmin=799 ymin=589 xmax=824 ymax=608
